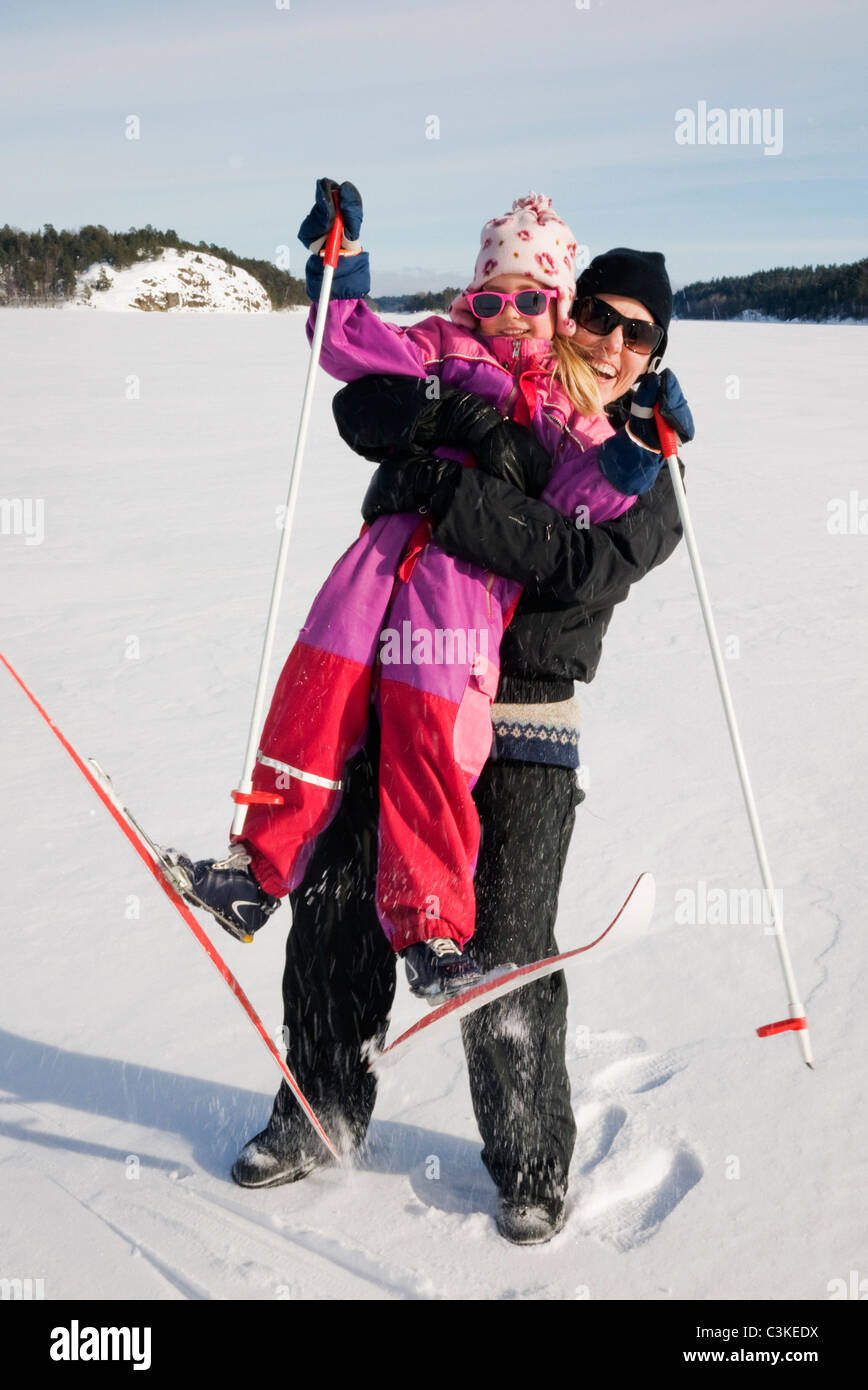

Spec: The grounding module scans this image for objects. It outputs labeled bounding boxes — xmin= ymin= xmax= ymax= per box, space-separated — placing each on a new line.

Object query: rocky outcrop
xmin=74 ymin=248 xmax=272 ymax=313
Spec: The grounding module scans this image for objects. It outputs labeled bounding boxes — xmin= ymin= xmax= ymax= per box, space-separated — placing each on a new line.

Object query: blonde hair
xmin=550 ymin=334 xmax=603 ymax=418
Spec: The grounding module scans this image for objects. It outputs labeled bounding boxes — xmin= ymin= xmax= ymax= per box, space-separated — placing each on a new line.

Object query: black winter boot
xmin=231 ymin=1115 xmax=336 ymax=1189
xmin=495 ymin=1191 xmax=567 ymax=1245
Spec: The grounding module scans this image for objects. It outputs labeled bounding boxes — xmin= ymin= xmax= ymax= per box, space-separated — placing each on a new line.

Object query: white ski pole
xmin=654 ymin=407 xmax=812 ymax=1068
xmin=230 ymin=194 xmax=344 ymax=838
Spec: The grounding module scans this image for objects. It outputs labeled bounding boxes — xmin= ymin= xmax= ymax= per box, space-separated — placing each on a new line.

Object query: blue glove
xmin=298 ymin=177 xmax=364 ymax=248
xmin=598 ymin=370 xmax=694 ymax=495
xmin=299 ymin=177 xmax=369 ymax=301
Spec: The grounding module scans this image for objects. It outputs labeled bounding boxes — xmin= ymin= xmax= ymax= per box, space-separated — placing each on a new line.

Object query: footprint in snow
xmin=566 ymin=1030 xmax=703 ymax=1251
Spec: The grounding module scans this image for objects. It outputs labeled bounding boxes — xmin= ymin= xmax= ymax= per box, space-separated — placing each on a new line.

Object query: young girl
xmin=170 ymin=187 xmax=645 ymax=1003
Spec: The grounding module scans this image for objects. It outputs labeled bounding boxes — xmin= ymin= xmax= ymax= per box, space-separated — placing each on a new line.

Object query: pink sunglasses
xmin=465 ymin=286 xmax=559 ymax=319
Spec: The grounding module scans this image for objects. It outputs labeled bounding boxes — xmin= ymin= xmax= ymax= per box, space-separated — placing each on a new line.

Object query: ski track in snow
xmin=4 ymin=1096 xmax=448 ymax=1299
xmin=186 ymin=1185 xmax=449 ymax=1300
xmin=44 ymin=1173 xmax=212 ymax=1301
xmin=566 ymin=1030 xmax=703 ymax=1252
xmin=42 ymin=1156 xmax=426 ymax=1301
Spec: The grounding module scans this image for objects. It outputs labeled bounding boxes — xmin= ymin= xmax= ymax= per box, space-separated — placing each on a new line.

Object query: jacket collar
xmin=478 ymin=334 xmax=555 ymax=373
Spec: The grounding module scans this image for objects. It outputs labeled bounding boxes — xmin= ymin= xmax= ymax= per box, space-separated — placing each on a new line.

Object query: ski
xmin=84 ymin=771 xmax=256 ymax=945
xmin=0 ymin=649 xmax=340 ymax=1160
xmin=369 ymin=871 xmax=655 ymax=1071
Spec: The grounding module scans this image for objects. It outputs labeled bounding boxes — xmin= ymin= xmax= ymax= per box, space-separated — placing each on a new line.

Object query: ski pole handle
xmin=653 ymin=405 xmax=680 ymax=462
xmin=322 ymin=189 xmax=344 ymax=268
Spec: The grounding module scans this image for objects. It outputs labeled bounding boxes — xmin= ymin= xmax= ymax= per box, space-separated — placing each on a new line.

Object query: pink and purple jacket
xmin=236 ymin=301 xmax=636 ymax=952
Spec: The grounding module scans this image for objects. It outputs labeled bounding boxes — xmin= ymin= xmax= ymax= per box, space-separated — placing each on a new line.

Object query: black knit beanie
xmin=574 ymin=248 xmax=672 ymax=362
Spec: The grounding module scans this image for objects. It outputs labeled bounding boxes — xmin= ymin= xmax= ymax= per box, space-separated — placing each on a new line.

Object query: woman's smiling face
xmin=472 ymin=274 xmax=557 ymax=340
xmin=573 ymin=292 xmax=657 ymax=404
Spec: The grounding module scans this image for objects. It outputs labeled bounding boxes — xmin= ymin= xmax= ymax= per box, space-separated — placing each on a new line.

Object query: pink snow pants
xmin=234 ymin=513 xmax=520 ymax=952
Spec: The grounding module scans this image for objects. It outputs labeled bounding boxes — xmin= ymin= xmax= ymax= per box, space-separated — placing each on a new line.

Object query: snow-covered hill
xmin=71 ymin=247 xmax=271 ymax=313
xmin=1 ymin=309 xmax=865 ymax=1300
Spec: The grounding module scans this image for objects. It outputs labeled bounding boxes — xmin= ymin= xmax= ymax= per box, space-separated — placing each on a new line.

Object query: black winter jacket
xmin=332 ymin=378 xmax=684 ymax=703
xmin=433 ymin=464 xmax=684 ymax=701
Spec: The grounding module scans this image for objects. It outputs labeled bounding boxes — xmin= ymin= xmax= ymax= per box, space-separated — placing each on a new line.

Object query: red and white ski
xmin=369 ymin=871 xmax=656 ymax=1071
xmin=0 ymin=649 xmax=340 ymax=1160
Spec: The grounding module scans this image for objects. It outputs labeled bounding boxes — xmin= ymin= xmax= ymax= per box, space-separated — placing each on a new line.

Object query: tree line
xmin=2 ymin=224 xmax=864 ymax=321
xmin=673 ymin=258 xmax=868 ymax=321
xmin=0 ymin=223 xmax=309 ymax=309
xmin=376 ymin=260 xmax=868 ymax=321
xmin=372 ymin=288 xmax=462 ymax=314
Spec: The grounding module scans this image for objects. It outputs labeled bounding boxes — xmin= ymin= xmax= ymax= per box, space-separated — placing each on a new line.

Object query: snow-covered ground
xmin=71 ymin=248 xmax=271 ymax=314
xmin=1 ymin=308 xmax=866 ymax=1301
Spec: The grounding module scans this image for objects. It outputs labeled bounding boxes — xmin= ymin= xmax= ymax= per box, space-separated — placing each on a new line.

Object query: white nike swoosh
xmin=232 ymin=898 xmax=261 ymax=925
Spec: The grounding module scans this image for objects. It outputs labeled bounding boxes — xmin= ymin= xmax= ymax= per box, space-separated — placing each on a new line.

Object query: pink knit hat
xmin=450 ymin=192 xmax=579 ymax=337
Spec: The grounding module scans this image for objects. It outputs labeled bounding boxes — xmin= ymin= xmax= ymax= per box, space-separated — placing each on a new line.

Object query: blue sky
xmin=2 ymin=0 xmax=866 ymax=292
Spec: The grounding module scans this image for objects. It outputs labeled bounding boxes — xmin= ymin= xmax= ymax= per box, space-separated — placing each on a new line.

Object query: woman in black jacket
xmin=230 ymin=249 xmax=690 ymax=1245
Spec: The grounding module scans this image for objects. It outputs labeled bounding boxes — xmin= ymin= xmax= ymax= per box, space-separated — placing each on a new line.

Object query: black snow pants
xmin=268 ymin=715 xmax=583 ymax=1205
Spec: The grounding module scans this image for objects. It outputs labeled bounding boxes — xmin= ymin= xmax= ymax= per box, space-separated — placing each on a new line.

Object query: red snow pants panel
xmin=234 ymin=512 xmax=423 ymax=898
xmin=375 ymin=678 xmax=482 ymax=953
xmin=372 ymin=541 xmax=518 ymax=951
xmin=238 ymin=639 xmax=373 ymax=897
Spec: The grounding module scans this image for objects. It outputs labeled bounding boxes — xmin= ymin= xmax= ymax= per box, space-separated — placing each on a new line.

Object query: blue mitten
xmin=299 ymin=177 xmax=369 ymax=301
xmin=598 ymin=370 xmax=694 ymax=495
xmin=298 ymin=177 xmax=363 ymax=247
xmin=626 ymin=370 xmax=694 ymax=449
xmin=305 ymin=250 xmax=370 ymax=300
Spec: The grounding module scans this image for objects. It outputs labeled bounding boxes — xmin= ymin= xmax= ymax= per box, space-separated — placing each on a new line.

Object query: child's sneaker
xmin=161 ymin=846 xmax=281 ymax=941
xmin=403 ymin=937 xmax=483 ymax=1004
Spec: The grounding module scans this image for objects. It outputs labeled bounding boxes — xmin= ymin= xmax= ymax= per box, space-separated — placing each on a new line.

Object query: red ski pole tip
xmin=756 ymin=1017 xmax=808 ymax=1037
xmin=231 ymin=790 xmax=285 ymax=806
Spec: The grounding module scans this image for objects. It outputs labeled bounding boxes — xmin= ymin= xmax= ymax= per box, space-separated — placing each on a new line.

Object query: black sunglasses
xmin=573 ymin=295 xmax=663 ymax=356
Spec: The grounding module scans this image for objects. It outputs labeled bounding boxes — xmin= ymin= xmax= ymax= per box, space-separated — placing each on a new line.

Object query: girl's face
xmin=471 ymin=273 xmax=556 ymax=340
